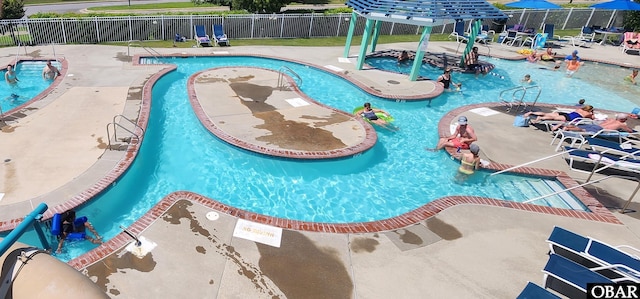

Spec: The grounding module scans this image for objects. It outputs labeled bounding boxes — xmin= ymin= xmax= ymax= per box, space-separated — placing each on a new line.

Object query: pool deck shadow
xmin=2 ymin=43 xmax=640 ymax=298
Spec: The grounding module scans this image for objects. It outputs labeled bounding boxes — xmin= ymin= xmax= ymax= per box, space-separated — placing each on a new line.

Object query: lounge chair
xmin=194 ymin=25 xmax=212 ymax=47
xmin=562 ymin=147 xmax=640 ymax=177
xmin=546 ymin=226 xmax=640 ymax=282
xmin=584 ymin=137 xmax=640 ymax=158
xmin=516 ymin=282 xmax=560 ymax=299
xmin=542 ymin=254 xmax=613 ymax=299
xmin=501 ymin=30 xmax=522 ymax=47
xmin=621 ymin=32 xmax=640 ymax=54
xmin=448 ymin=21 xmax=469 ymax=44
xmin=212 ymin=24 xmax=230 ymax=47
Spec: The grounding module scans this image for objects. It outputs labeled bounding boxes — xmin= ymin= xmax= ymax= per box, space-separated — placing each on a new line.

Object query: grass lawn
xmin=106 ymin=30 xmax=582 ymax=48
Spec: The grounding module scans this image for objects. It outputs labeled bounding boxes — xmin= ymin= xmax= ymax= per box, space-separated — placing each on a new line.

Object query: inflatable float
xmin=51 ymin=213 xmax=89 ymax=241
xmin=353 ymin=106 xmax=394 ymax=124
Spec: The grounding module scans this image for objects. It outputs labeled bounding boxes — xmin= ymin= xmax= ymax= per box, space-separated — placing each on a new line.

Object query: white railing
xmin=0 ymin=9 xmax=624 ymax=46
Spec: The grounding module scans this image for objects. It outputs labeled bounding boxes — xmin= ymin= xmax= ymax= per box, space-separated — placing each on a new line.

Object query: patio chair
xmin=621 ymin=32 xmax=640 ymax=54
xmin=562 ymin=147 xmax=640 ymax=177
xmin=543 ymin=254 xmax=614 ymax=299
xmin=448 ymin=21 xmax=469 ymax=44
xmin=547 ymin=226 xmax=640 ymax=282
xmin=212 ymin=24 xmax=230 ymax=47
xmin=194 ymin=25 xmax=212 ymax=47
xmin=516 ymin=282 xmax=560 ymax=299
xmin=584 ymin=137 xmax=640 ymax=158
xmin=501 ymin=30 xmax=522 ymax=47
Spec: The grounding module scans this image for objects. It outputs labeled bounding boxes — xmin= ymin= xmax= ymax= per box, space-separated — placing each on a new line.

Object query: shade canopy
xmin=505 ymin=0 xmax=562 ymax=9
xmin=590 ymin=0 xmax=640 ymax=10
xmin=346 ymin=0 xmax=507 ymax=27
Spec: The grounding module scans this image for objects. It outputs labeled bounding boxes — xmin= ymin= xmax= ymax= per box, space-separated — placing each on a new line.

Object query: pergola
xmin=344 ymin=0 xmax=508 ymax=81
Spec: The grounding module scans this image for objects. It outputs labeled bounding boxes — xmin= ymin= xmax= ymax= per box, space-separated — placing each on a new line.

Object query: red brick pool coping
xmin=0 ymin=53 xmax=623 ymax=270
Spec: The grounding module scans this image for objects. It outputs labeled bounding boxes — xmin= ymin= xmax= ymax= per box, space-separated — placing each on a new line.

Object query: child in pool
xmin=625 ymin=69 xmax=638 ymax=85
xmin=457 ymin=143 xmax=481 ymax=175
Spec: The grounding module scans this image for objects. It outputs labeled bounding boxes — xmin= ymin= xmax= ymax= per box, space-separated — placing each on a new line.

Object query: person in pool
xmin=437 ymin=68 xmax=461 ymax=91
xmin=4 ymin=64 xmax=18 ymax=85
xmin=42 ymin=60 xmax=61 ymax=80
xmin=457 ymin=143 xmax=482 ymax=175
xmin=434 ymin=116 xmax=477 ymax=151
xmin=56 ymin=209 xmax=102 ymax=253
xmin=397 ymin=51 xmax=410 ymax=64
xmin=360 ymin=102 xmax=396 ymax=131
xmin=566 ymin=56 xmax=583 ymax=77
xmin=521 ymin=74 xmax=533 ymax=84
xmin=625 ymin=69 xmax=638 ymax=85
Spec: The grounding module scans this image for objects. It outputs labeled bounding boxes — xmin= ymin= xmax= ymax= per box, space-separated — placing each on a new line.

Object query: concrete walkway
xmin=1 ymin=41 xmax=640 ymax=298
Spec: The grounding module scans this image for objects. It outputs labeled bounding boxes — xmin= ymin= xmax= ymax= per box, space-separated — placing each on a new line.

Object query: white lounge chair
xmin=213 ymin=24 xmax=230 ymax=47
xmin=194 ymin=25 xmax=212 ymax=47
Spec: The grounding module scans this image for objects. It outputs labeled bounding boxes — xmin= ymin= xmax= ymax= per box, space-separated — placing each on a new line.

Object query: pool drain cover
xmin=387 ymin=80 xmax=400 ymax=85
xmin=206 ymin=211 xmax=219 ymax=221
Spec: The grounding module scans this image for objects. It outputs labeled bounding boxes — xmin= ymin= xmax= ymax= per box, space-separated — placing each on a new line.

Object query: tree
xmin=2 ymin=0 xmax=25 ymax=19
xmin=625 ymin=11 xmax=640 ymax=31
xmin=199 ymin=0 xmax=289 ymax=13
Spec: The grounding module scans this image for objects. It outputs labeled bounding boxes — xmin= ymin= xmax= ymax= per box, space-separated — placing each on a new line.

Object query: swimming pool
xmin=12 ymin=54 xmax=638 ymax=261
xmin=365 ymin=56 xmax=640 ymax=108
xmin=1 ymin=61 xmax=60 ymax=114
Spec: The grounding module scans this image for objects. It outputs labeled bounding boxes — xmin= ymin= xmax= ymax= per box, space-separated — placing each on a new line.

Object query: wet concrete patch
xmin=350 ymin=236 xmax=380 ymax=253
xmin=257 ymin=230 xmax=353 ymax=299
xmin=426 ymin=217 xmax=463 ymax=240
xmin=85 ymin=251 xmax=157 ymax=295
xmin=383 ymin=224 xmax=442 ymax=251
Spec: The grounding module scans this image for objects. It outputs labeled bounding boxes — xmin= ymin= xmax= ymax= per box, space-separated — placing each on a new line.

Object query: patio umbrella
xmin=590 ymin=0 xmax=640 ymax=10
xmin=505 ymin=0 xmax=562 ymax=9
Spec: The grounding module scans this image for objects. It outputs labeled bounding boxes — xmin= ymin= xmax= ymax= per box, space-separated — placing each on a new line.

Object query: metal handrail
xmin=523 ymin=174 xmax=640 ymax=214
xmin=499 ymin=85 xmax=541 ymax=112
xmin=0 ymin=203 xmax=50 ymax=255
xmin=490 ymin=149 xmax=576 ymax=176
xmin=106 ymin=114 xmax=143 ymax=150
xmin=127 ymin=40 xmax=162 ymax=60
xmin=277 ymin=66 xmax=302 ymax=90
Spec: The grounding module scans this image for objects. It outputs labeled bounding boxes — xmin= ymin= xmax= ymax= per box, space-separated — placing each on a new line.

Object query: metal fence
xmin=0 ymin=8 xmax=624 ymax=46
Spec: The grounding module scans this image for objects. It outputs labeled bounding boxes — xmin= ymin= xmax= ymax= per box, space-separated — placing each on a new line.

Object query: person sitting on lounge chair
xmin=560 ymin=113 xmax=634 ymax=133
xmin=524 ymin=105 xmax=594 ymax=125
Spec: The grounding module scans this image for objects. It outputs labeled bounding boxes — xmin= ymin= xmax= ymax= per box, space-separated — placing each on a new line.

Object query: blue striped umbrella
xmin=590 ymin=0 xmax=640 ymax=10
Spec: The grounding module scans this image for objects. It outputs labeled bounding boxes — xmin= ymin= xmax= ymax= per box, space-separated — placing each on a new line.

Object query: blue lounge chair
xmin=563 ymin=147 xmax=640 ymax=177
xmin=516 ymin=282 xmax=560 ymax=299
xmin=585 ymin=137 xmax=640 ymax=159
xmin=543 ymin=254 xmax=613 ymax=298
xmin=547 ymin=226 xmax=640 ymax=281
xmin=194 ymin=25 xmax=211 ymax=47
xmin=212 ymin=24 xmax=230 ymax=47
xmin=448 ymin=21 xmax=469 ymax=44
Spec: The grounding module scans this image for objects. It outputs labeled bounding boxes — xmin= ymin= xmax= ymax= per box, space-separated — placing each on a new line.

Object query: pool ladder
xmin=106 ymin=114 xmax=144 ymax=150
xmin=127 ymin=40 xmax=162 ymax=61
xmin=277 ymin=66 xmax=302 ymax=90
xmin=499 ymin=85 xmax=541 ymax=112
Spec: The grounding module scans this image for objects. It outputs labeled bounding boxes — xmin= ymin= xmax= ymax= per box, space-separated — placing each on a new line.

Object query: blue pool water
xmin=1 ymin=61 xmax=60 ymax=113
xmin=10 ymin=55 xmax=640 ymax=261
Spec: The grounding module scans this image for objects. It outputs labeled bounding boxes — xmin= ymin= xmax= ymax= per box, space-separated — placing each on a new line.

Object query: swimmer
xmin=625 ymin=69 xmax=638 ymax=85
xmin=521 ymin=74 xmax=532 ymax=84
xmin=566 ymin=56 xmax=583 ymax=77
xmin=5 ymin=64 xmax=18 ymax=85
xmin=42 ymin=60 xmax=61 ymax=80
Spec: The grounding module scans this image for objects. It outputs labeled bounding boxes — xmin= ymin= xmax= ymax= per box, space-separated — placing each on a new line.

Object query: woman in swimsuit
xmin=360 ymin=102 xmax=396 ymax=131
xmin=5 ymin=65 xmax=18 ymax=85
xmin=566 ymin=57 xmax=582 ymax=77
xmin=524 ymin=105 xmax=594 ymax=124
xmin=436 ymin=68 xmax=460 ymax=91
xmin=458 ymin=143 xmax=481 ymax=175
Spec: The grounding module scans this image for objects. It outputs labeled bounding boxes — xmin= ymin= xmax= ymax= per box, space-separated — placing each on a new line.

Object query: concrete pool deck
xmin=1 ymin=42 xmax=640 ymax=298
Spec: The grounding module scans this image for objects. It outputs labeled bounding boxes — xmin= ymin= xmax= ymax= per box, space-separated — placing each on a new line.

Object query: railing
xmin=499 ymin=85 xmax=541 ymax=112
xmin=277 ymin=66 xmax=302 ymax=90
xmin=106 ymin=114 xmax=143 ymax=150
xmin=127 ymin=40 xmax=162 ymax=60
xmin=489 ymin=148 xmax=640 ymax=214
xmin=523 ymin=175 xmax=640 ymax=214
xmin=0 ymin=9 xmax=623 ymax=46
xmin=0 ymin=203 xmax=51 ymax=256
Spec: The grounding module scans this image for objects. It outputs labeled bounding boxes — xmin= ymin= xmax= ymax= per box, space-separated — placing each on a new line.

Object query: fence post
xmin=541 ymin=9 xmax=549 ymax=30
xmin=161 ymin=15 xmax=165 ymax=40
xmin=129 ymin=16 xmax=133 ymax=41
xmin=95 ymin=17 xmax=100 ymax=43
xmin=562 ymin=8 xmax=573 ymax=30
xmin=308 ymin=13 xmax=314 ymax=38
xmin=606 ymin=10 xmax=617 ymax=29
xmin=280 ymin=14 xmax=285 ymax=38
xmin=586 ymin=8 xmax=595 ymax=27
xmin=519 ymin=8 xmax=526 ymax=24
